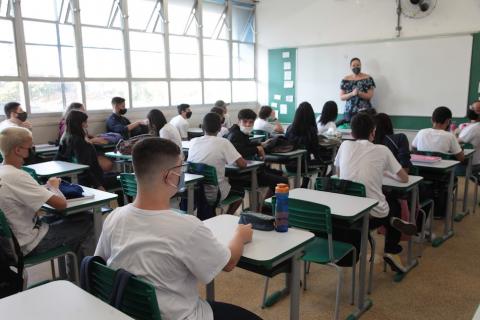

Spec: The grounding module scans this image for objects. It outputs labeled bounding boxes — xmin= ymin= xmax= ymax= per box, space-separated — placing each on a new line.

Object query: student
xmin=58 ymin=102 xmax=107 ymax=145
xmin=459 ymin=110 xmax=480 ymax=173
xmin=0 ymin=127 xmax=93 ymax=274
xmin=56 ymin=110 xmax=113 ymax=189
xmin=317 ymin=100 xmax=338 ymax=135
xmin=253 ymin=106 xmax=284 ymax=135
xmin=373 ymin=113 xmax=412 ymax=170
xmin=335 ymin=113 xmax=416 ymax=273
xmin=214 ymin=100 xmax=232 ymax=128
xmin=147 ymin=109 xmax=182 ymax=149
xmin=94 ymin=137 xmax=260 ymax=320
xmin=170 ymin=104 xmax=192 ymax=140
xmin=226 ymin=109 xmax=288 ymax=200
xmin=210 ymin=106 xmax=229 ymax=137
xmin=411 ymin=106 xmax=464 ymax=161
xmin=106 ymin=97 xmax=147 ymax=139
xmin=0 ymin=102 xmax=32 ymax=132
xmin=285 ymin=102 xmax=326 ymax=187
xmin=188 ymin=113 xmax=247 ymax=215
xmin=458 ymin=108 xmax=479 ymax=133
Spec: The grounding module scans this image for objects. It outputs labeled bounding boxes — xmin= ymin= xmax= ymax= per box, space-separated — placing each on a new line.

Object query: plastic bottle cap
xmin=275 ymin=183 xmax=289 ymax=193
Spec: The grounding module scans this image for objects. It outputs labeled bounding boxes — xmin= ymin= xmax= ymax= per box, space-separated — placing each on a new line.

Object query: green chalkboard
xmin=468 ymin=32 xmax=480 ymax=105
xmin=268 ymin=48 xmax=296 ymax=123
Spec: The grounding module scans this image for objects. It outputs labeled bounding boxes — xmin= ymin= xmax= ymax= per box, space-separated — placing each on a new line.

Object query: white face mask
xmin=240 ymin=125 xmax=252 ymax=135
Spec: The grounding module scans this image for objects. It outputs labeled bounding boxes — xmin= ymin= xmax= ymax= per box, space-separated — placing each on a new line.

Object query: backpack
xmin=115 ymin=134 xmax=153 ymax=155
xmin=263 ymin=136 xmax=295 ymax=154
xmin=0 ymin=230 xmax=24 ymax=298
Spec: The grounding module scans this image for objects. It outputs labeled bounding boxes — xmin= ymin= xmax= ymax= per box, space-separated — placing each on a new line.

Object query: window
xmin=130 ymin=32 xmax=165 ymax=78
xmin=170 ymin=81 xmax=202 ymax=105
xmin=203 ymin=39 xmax=229 ymax=78
xmin=169 ymin=35 xmax=200 ymax=78
xmin=129 ymin=0 xmax=164 ymax=33
xmin=232 ymin=80 xmax=256 ymax=102
xmin=232 ymin=42 xmax=254 ymax=78
xmin=232 ymin=2 xmax=255 ymax=43
xmin=168 ymin=0 xmax=197 ymax=36
xmin=0 ymin=19 xmax=17 ymax=76
xmin=203 ymin=0 xmax=228 ymax=40
xmin=85 ymin=82 xmax=129 ymax=110
xmin=29 ymin=82 xmax=81 ymax=113
xmin=132 ymin=81 xmax=169 ymax=108
xmin=80 ymin=0 xmax=121 ymax=27
xmin=204 ymin=81 xmax=230 ymax=104
xmin=0 ymin=82 xmax=25 ymax=109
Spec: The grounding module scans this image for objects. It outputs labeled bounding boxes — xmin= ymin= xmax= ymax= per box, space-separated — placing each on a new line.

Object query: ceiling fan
xmin=395 ymin=0 xmax=438 ymax=37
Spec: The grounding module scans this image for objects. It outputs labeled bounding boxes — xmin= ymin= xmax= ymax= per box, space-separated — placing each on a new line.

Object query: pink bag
xmin=377 ymin=199 xmax=412 ymax=241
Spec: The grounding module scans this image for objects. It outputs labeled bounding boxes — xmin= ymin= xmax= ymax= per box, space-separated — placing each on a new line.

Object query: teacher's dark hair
xmin=319 ymin=101 xmax=338 ymax=125
xmin=373 ymin=113 xmax=394 ymax=144
xmin=351 ymin=113 xmax=375 ymax=140
xmin=350 ymin=57 xmax=361 ymax=65
xmin=291 ymin=101 xmax=317 ymax=136
xmin=432 ymin=106 xmax=452 ymax=124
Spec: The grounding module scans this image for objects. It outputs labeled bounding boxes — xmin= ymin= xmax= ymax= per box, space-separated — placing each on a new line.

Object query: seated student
xmin=94 ymin=137 xmax=260 ymax=320
xmin=317 ymin=101 xmax=338 ymax=136
xmin=106 ymin=97 xmax=148 ymax=139
xmin=373 ymin=113 xmax=412 ymax=170
xmin=56 ymin=110 xmax=114 ymax=189
xmin=214 ymin=100 xmax=232 ymax=128
xmin=0 ymin=102 xmax=32 ymax=132
xmin=0 ymin=127 xmax=93 ymax=275
xmin=188 ymin=113 xmax=247 ymax=215
xmin=210 ymin=106 xmax=229 ymax=137
xmin=226 ymin=109 xmax=288 ymax=200
xmin=170 ymin=104 xmax=192 ymax=140
xmin=411 ymin=106 xmax=464 ymax=161
xmin=253 ymin=106 xmax=284 ymax=135
xmin=458 ymin=108 xmax=479 ymax=133
xmin=147 ymin=109 xmax=182 ymax=149
xmin=335 ymin=113 xmax=416 ymax=273
xmin=285 ymin=102 xmax=328 ymax=187
xmin=459 ymin=109 xmax=480 ymax=173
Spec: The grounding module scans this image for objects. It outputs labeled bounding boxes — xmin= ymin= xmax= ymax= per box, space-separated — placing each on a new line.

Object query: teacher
xmin=339 ymin=57 xmax=376 ymax=123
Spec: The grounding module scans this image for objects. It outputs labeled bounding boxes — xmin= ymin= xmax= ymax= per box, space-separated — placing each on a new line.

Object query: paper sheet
xmin=284 ymin=71 xmax=291 ymax=81
xmin=271 ymin=102 xmax=278 ymax=108
xmin=283 ymin=62 xmax=291 ymax=70
xmin=280 ymin=104 xmax=288 ymax=114
xmin=282 ymin=51 xmax=290 ymax=59
xmin=286 ymin=95 xmax=294 ymax=102
xmin=273 ymin=94 xmax=281 ymax=100
xmin=284 ymin=81 xmax=294 ymax=88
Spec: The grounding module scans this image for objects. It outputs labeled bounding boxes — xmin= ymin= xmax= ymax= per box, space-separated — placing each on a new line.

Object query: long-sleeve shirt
xmin=225 ymin=124 xmax=260 ymax=159
xmin=106 ymin=113 xmax=131 ymax=138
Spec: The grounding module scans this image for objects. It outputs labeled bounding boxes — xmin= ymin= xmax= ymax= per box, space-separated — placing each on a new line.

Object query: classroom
xmin=1 ymin=0 xmax=480 ymax=319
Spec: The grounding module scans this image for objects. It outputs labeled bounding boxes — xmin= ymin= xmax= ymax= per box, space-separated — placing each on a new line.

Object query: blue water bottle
xmin=274 ymin=183 xmax=289 ymax=232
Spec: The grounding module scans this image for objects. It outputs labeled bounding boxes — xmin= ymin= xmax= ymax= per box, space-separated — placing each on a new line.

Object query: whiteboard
xmin=297 ymin=35 xmax=472 ymax=117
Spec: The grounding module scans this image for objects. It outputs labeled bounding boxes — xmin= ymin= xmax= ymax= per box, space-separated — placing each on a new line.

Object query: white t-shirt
xmin=160 ymin=123 xmax=182 ymax=149
xmin=317 ymin=121 xmax=337 ymax=135
xmin=217 ymin=127 xmax=229 ymax=138
xmin=187 ymin=135 xmax=241 ymax=201
xmin=0 ymin=165 xmax=53 ymax=254
xmin=334 ymin=140 xmax=402 ymax=218
xmin=412 ymin=128 xmax=462 ymax=155
xmin=95 ymin=205 xmax=230 ymax=320
xmin=223 ymin=113 xmax=232 ymax=129
xmin=170 ymin=115 xmax=189 ymax=139
xmin=253 ymin=118 xmax=274 ymax=134
xmin=459 ymin=122 xmax=480 ymax=165
xmin=0 ymin=119 xmax=20 ymax=132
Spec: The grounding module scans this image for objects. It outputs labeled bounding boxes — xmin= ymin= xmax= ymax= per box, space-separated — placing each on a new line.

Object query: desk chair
xmin=252 ymin=130 xmax=270 ymax=141
xmin=0 ymin=210 xmax=79 ymax=288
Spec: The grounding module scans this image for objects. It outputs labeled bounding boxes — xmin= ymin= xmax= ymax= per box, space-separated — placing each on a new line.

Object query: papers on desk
xmin=411 ymin=154 xmax=441 ymax=163
xmin=66 ymin=191 xmax=95 ymax=203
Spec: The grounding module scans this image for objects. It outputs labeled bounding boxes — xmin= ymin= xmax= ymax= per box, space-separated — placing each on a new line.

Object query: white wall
xmin=256 ymin=0 xmax=480 ymax=106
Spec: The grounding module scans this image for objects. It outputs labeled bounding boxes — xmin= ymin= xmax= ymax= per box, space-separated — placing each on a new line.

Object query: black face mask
xmin=119 ymin=108 xmax=127 ymax=115
xmin=17 ymin=112 xmax=28 ymax=122
xmin=186 ymin=111 xmax=192 ymax=119
xmin=352 ymin=67 xmax=361 ymax=75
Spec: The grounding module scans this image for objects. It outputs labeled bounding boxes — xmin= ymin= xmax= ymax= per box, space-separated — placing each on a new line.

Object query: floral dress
xmin=340 ymin=77 xmax=376 ymax=120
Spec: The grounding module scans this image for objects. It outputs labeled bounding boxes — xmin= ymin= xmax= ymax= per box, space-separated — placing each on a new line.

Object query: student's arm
xmin=45 ymin=178 xmax=67 ymax=210
xmin=235 ymin=157 xmax=248 ymax=168
xmin=126 ymin=121 xmax=142 ymax=132
xmin=396 ymin=168 xmax=409 ymax=183
xmin=451 ymin=136 xmax=465 ymax=162
xmin=223 ymin=224 xmax=253 ymax=272
xmin=455 ymin=151 xmax=465 ymax=162
xmin=273 ymin=121 xmax=284 ymax=134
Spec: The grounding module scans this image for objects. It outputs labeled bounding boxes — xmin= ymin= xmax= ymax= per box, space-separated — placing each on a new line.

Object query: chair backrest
xmin=119 ymin=173 xmax=138 ymax=198
xmin=187 ymin=162 xmax=219 ymax=186
xmin=315 ymin=177 xmax=366 ymax=197
xmin=252 ymin=130 xmax=270 ymax=141
xmin=21 ymin=166 xmax=40 ymax=183
xmin=413 ymin=150 xmax=456 ymax=160
xmin=0 ymin=210 xmax=12 ymax=239
xmin=88 ymin=261 xmax=162 ymax=320
xmin=0 ymin=210 xmax=21 ymax=266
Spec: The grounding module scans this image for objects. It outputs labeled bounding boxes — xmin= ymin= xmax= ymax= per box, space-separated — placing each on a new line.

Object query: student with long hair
xmin=147 ymin=109 xmax=182 ymax=149
xmin=317 ymin=100 xmax=338 ymax=135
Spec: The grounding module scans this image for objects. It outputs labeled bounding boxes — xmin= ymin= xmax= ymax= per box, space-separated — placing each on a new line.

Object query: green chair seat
xmin=24 ymin=245 xmax=74 ymax=266
xmin=220 ymin=194 xmax=244 ymax=207
xmin=302 ymin=237 xmax=355 ymax=264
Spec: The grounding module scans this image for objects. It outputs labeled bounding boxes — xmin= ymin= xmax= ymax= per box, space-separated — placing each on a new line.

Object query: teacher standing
xmin=340 ymin=57 xmax=376 ymax=123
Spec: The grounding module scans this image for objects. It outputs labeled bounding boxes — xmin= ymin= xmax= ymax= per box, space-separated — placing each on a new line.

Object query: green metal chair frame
xmin=22 ymin=166 xmax=41 ymax=183
xmin=87 ymin=261 xmax=162 ymax=320
xmin=119 ymin=173 xmax=138 ymax=198
xmin=0 ymin=210 xmax=79 ymax=287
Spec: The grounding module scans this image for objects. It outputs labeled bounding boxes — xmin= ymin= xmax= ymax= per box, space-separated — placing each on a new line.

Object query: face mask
xmin=186 ymin=111 xmax=192 ymax=119
xmin=167 ymin=170 xmax=186 ymax=193
xmin=352 ymin=67 xmax=361 ymax=75
xmin=240 ymin=125 xmax=253 ymax=135
xmin=119 ymin=108 xmax=127 ymax=115
xmin=17 ymin=112 xmax=28 ymax=122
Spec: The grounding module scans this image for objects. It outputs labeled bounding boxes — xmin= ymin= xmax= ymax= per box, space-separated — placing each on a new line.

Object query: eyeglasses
xmin=167 ymin=163 xmax=188 ymax=174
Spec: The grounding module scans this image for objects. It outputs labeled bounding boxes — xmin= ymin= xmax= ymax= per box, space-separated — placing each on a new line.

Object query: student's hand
xmin=235 ymin=224 xmax=253 ymax=244
xmin=141 ymin=119 xmax=149 ymax=126
xmin=47 ymin=177 xmax=62 ymax=189
xmin=257 ymin=146 xmax=266 ymax=159
xmin=90 ymin=137 xmax=108 ymax=145
xmin=21 ymin=121 xmax=32 ymax=129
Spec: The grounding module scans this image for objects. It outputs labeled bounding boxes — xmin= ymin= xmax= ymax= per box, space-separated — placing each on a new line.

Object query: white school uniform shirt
xmin=223 ymin=113 xmax=232 ymax=129
xmin=160 ymin=123 xmax=182 ymax=149
xmin=0 ymin=119 xmax=20 ymax=132
xmin=0 ymin=165 xmax=53 ymax=254
xmin=253 ymin=118 xmax=274 ymax=134
xmin=334 ymin=140 xmax=402 ymax=218
xmin=411 ymin=128 xmax=462 ymax=155
xmin=170 ymin=115 xmax=189 ymax=139
xmin=459 ymin=122 xmax=480 ymax=165
xmin=317 ymin=121 xmax=337 ymax=135
xmin=217 ymin=126 xmax=229 ymax=138
xmin=187 ymin=135 xmax=241 ymax=201
xmin=95 ymin=205 xmax=230 ymax=320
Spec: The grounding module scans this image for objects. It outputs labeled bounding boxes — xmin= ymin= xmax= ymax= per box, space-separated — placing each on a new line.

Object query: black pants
xmin=208 ymin=301 xmax=262 ymax=320
xmin=369 ymin=193 xmax=402 ymax=254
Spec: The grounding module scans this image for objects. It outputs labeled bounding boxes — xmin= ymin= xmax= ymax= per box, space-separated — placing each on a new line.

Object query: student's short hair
xmin=432 ymin=106 xmax=452 ymax=124
xmin=210 ymin=106 xmax=225 ymax=116
xmin=4 ymin=102 xmax=21 ymax=118
xmin=214 ymin=100 xmax=228 ymax=110
xmin=132 ymin=138 xmax=180 ymax=184
xmin=466 ymin=108 xmax=479 ymax=121
xmin=203 ymin=112 xmax=221 ymax=134
xmin=237 ymin=109 xmax=257 ymax=121
xmin=258 ymin=106 xmax=273 ymax=120
xmin=0 ymin=127 xmax=32 ymax=157
xmin=177 ymin=104 xmax=190 ymax=114
xmin=351 ymin=113 xmax=375 ymax=140
xmin=64 ymin=102 xmax=84 ymax=116
xmin=350 ymin=57 xmax=361 ymax=65
xmin=111 ymin=97 xmax=125 ymax=105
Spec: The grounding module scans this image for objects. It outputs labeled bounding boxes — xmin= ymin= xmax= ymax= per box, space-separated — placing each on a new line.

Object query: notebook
xmin=411 ymin=154 xmax=442 ymax=163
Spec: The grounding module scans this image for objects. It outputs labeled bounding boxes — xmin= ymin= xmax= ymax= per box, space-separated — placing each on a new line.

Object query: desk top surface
xmin=26 ymin=161 xmax=89 ymax=177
